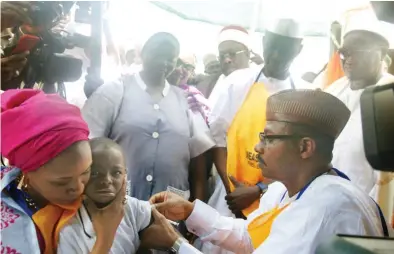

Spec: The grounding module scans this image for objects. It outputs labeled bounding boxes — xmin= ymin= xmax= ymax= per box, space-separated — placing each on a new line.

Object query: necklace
xmin=15 ymin=174 xmax=39 ymax=212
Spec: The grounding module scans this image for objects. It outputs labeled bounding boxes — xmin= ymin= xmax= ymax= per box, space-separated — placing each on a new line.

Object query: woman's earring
xmin=17 ymin=175 xmax=25 ymax=190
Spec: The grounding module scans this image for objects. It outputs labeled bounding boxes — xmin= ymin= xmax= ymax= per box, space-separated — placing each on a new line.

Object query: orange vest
xmin=226 ymin=80 xmax=269 ymax=216
xmin=247 ymin=204 xmax=290 ymax=248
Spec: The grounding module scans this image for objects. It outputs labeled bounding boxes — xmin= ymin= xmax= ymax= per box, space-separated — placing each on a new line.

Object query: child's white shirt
xmin=58 ymin=196 xmax=152 ymax=254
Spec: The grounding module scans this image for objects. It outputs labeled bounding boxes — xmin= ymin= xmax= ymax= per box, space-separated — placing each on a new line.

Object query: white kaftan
xmin=325 ymin=73 xmax=394 ymax=197
xmin=178 ymin=174 xmax=390 ymax=254
xmin=57 ymin=196 xmax=151 ymax=254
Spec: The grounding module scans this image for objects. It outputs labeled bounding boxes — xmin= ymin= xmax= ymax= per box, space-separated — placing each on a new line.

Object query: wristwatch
xmin=256 ymin=182 xmax=268 ymax=194
xmin=170 ymin=237 xmax=187 ymax=253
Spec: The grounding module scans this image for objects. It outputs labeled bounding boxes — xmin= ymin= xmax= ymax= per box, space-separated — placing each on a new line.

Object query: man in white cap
xmin=204 ymin=25 xmax=254 ymax=107
xmin=203 ymin=19 xmax=313 ymax=254
xmin=325 ymin=14 xmax=394 ymax=198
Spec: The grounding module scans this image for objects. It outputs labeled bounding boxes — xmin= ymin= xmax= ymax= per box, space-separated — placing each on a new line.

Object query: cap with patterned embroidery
xmin=218 ymin=25 xmax=250 ymax=48
xmin=266 ymin=89 xmax=350 ymax=139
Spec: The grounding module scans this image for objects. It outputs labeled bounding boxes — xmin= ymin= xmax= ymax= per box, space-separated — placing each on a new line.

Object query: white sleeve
xmin=126 ymin=197 xmax=152 ymax=231
xmin=208 ymin=85 xmax=232 ymax=148
xmin=188 ymin=110 xmax=215 ymax=158
xmin=81 ymin=80 xmax=124 ymax=138
xmin=209 ymin=69 xmax=257 ymax=148
xmin=179 ymin=242 xmax=203 ymax=254
xmin=185 ymin=200 xmax=254 ymax=253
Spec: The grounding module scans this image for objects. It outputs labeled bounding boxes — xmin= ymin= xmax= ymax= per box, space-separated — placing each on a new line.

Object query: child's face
xmin=85 ymin=147 xmax=126 ymax=206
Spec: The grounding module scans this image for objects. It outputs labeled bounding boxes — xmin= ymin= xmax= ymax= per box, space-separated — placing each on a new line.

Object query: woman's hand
xmin=140 ymin=208 xmax=180 ymax=250
xmin=85 ymin=177 xmax=127 ymax=252
xmin=187 ymin=93 xmax=202 ymax=113
xmin=149 ymin=192 xmax=195 ymax=221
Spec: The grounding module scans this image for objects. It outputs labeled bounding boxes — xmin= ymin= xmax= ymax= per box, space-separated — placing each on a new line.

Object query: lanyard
xmin=279 ymin=168 xmax=389 ymax=237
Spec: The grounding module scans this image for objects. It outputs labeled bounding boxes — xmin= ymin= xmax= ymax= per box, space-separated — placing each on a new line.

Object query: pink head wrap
xmin=1 ymin=89 xmax=90 ymax=173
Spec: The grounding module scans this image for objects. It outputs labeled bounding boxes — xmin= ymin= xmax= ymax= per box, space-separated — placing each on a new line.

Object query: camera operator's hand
xmin=1 ymin=1 xmax=32 ymax=31
xmin=1 ymin=52 xmax=29 ymax=83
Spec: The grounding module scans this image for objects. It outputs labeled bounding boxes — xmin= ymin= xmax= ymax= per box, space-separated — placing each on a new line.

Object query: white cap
xmin=218 ymin=25 xmax=250 ymax=48
xmin=342 ymin=7 xmax=389 ymax=46
xmin=265 ymin=19 xmax=303 ymax=39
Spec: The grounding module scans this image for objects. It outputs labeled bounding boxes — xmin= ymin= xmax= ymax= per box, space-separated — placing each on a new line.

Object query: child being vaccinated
xmin=58 ymin=137 xmax=152 ymax=253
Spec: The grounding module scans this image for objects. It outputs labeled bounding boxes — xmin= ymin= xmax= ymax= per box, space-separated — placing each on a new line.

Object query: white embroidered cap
xmin=218 ymin=25 xmax=250 ymax=49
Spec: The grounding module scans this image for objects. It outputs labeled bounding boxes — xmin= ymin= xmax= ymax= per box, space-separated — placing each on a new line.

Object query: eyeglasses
xmin=177 ymin=59 xmax=195 ymax=72
xmin=338 ymin=48 xmax=380 ymax=60
xmin=219 ymin=50 xmax=247 ymax=60
xmin=259 ymin=132 xmax=303 ymax=145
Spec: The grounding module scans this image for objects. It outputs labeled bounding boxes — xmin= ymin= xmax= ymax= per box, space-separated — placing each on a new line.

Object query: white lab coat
xmin=178 ymin=174 xmax=389 ymax=254
xmin=325 ymin=73 xmax=394 ymax=199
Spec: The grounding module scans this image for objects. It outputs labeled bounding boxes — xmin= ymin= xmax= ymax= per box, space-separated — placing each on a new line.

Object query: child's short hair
xmin=89 ymin=137 xmax=123 ymax=154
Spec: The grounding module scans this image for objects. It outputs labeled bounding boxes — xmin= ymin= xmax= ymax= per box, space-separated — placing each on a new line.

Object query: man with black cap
xmin=147 ymin=89 xmax=390 ymax=254
xmin=207 ymin=19 xmax=314 ymax=237
xmin=325 ymin=13 xmax=394 ymax=198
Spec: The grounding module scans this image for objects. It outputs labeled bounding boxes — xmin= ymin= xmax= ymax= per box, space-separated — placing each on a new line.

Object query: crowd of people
xmin=1 ymin=1 xmax=394 ymax=254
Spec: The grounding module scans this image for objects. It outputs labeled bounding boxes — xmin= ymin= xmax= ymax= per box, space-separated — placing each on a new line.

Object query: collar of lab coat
xmin=135 ymin=72 xmax=170 ymax=97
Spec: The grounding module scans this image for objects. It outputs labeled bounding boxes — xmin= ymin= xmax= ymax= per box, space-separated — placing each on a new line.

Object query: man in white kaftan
xmin=325 ymin=16 xmax=394 ymax=199
xmin=149 ymin=89 xmax=391 ymax=254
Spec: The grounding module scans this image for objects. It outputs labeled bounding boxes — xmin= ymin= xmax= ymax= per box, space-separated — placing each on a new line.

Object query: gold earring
xmin=17 ymin=175 xmax=25 ymax=190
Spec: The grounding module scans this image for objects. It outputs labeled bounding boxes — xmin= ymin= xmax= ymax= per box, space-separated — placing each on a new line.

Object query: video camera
xmin=2 ymin=1 xmax=95 ymax=96
xmin=362 ymin=1 xmax=394 ymax=172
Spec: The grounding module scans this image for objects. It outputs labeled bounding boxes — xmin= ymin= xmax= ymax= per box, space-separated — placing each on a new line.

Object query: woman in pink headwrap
xmin=1 ymin=89 xmax=124 ymax=254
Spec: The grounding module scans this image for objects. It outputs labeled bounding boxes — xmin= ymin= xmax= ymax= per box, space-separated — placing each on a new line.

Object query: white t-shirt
xmin=58 ymin=196 xmax=151 ymax=254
